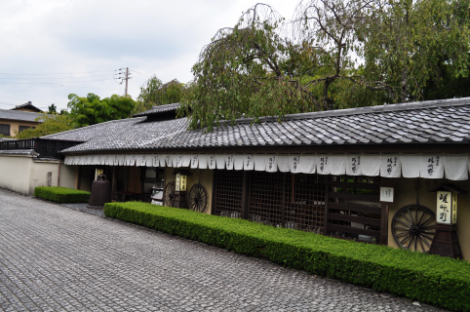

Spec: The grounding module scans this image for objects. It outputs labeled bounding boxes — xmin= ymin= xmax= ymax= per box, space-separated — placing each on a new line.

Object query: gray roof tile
xmin=40 ymin=97 xmax=470 ymax=154
xmin=0 ymin=109 xmax=45 ymax=123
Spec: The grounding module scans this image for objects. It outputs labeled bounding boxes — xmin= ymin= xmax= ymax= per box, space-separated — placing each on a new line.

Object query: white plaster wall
xmin=60 ymin=164 xmax=78 ymax=189
xmin=0 ymin=154 xmax=33 ymax=194
xmin=30 ymin=160 xmax=60 ymax=194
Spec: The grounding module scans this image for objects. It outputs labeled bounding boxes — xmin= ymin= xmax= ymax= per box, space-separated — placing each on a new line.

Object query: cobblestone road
xmin=0 ymin=189 xmax=445 ymax=312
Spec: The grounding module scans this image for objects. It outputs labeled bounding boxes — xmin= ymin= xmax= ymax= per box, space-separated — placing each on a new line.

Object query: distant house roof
xmin=132 ymin=103 xmax=181 ymax=117
xmin=48 ymin=97 xmax=470 ymax=155
xmin=11 ymin=101 xmax=42 ymax=113
xmin=0 ymin=109 xmax=45 ymax=123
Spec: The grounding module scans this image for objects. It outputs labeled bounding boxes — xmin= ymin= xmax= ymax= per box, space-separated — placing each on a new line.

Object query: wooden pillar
xmin=323 ymin=176 xmax=330 ymax=235
xmin=111 ymin=166 xmax=116 ymax=200
xmin=75 ymin=165 xmax=81 ymax=190
xmin=241 ymin=171 xmax=250 ymax=219
xmin=380 ymin=203 xmax=389 ymax=245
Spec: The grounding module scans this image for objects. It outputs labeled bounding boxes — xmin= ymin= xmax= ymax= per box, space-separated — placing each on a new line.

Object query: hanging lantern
xmin=175 ymin=172 xmax=187 ymax=192
xmin=436 ymin=190 xmax=458 ymax=225
xmin=173 ymin=170 xmax=191 ymax=208
xmin=428 ymin=184 xmax=466 ymax=259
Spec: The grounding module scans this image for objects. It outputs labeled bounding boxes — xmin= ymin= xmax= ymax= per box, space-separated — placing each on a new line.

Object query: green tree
xmin=14 ymin=113 xmax=74 ymax=139
xmin=67 ymin=93 xmax=135 ymax=127
xmin=47 ymin=104 xmax=57 ymax=114
xmin=181 ymin=4 xmax=321 ymax=130
xmin=361 ymin=0 xmax=470 ymax=102
xmin=134 ymin=77 xmax=185 ymax=114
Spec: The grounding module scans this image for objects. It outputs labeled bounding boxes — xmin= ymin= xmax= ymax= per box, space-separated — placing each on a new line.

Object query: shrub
xmin=104 ymin=202 xmax=470 ymax=312
xmin=34 ymin=186 xmax=90 ymax=203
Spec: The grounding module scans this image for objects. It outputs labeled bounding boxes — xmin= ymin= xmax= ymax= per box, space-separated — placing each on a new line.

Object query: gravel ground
xmin=0 ymin=188 xmax=447 ymax=312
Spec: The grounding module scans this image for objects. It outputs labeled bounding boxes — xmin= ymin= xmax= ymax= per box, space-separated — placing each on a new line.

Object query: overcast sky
xmin=0 ymin=0 xmax=299 ymax=111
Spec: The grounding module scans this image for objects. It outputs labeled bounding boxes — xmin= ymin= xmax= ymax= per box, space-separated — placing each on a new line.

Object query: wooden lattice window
xmin=213 ymin=170 xmax=243 ymax=218
xmin=326 ymin=176 xmax=385 ymax=243
xmin=248 ymin=172 xmax=326 ymax=232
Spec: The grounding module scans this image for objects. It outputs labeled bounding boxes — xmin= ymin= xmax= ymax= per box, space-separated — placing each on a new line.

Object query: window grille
xmin=326 ymin=176 xmax=383 ymax=243
xmin=248 ymin=172 xmax=326 ymax=233
xmin=213 ymin=170 xmax=243 ymax=218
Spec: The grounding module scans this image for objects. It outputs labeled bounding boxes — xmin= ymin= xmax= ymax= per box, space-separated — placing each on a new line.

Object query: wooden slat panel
xmin=329 ymin=182 xmax=380 ymax=190
xmin=327 ymin=213 xmax=381 ymax=226
xmin=328 ymin=192 xmax=379 ymax=201
xmin=327 ymin=224 xmax=381 ymax=238
xmin=328 ymin=203 xmax=381 ymax=215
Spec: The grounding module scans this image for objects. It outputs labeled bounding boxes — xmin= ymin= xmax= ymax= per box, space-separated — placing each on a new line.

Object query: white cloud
xmin=0 ymin=0 xmax=298 ymax=110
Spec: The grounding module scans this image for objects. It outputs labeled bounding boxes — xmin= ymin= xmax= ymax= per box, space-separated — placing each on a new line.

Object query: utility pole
xmin=114 ymin=67 xmax=132 ymax=96
xmin=124 ymin=67 xmax=129 ymax=96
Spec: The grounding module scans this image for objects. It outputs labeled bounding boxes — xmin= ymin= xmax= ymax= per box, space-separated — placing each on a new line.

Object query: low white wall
xmin=0 ymin=154 xmax=33 ymax=194
xmin=0 ymin=155 xmax=79 ymax=195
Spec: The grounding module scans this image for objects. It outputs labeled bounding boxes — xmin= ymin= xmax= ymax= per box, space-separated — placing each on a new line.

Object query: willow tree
xmin=181 ymin=4 xmax=320 ymax=130
xmin=361 ymin=0 xmax=470 ymax=103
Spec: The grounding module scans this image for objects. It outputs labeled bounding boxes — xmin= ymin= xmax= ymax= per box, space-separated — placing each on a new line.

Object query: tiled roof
xmin=0 ymin=149 xmax=38 ymax=156
xmin=11 ymin=101 xmax=42 ymax=112
xmin=132 ymin=103 xmax=181 ymax=117
xmin=49 ymin=97 xmax=470 ymax=154
xmin=0 ymin=109 xmax=45 ymax=123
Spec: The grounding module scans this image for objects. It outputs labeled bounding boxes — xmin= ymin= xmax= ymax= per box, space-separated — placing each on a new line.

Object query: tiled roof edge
xmin=132 ymin=103 xmax=181 ymax=117
xmin=219 ymin=97 xmax=470 ymax=125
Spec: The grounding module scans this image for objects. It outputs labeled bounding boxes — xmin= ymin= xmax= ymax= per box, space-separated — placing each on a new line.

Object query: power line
xmin=0 ymin=74 xmax=114 ymax=80
xmin=0 ymin=69 xmax=116 ymax=75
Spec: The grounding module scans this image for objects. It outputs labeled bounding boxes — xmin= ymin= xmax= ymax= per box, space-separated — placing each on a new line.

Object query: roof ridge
xmin=218 ymin=97 xmax=470 ymax=126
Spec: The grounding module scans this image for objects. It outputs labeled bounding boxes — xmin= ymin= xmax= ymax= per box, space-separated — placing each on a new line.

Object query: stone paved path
xmin=0 ymin=189 xmax=445 ymax=312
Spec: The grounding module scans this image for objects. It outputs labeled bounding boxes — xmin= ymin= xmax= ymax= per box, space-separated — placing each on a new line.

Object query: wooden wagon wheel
xmin=188 ymin=183 xmax=207 ymax=213
xmin=391 ymin=205 xmax=435 ymax=252
xmin=163 ymin=181 xmax=176 ymax=207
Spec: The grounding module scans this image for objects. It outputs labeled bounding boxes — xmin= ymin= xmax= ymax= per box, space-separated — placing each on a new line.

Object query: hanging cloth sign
xmin=190 ymin=155 xmax=199 ymax=169
xmin=244 ymin=155 xmax=254 ymax=170
xmin=400 ymin=155 xmax=421 ymax=178
xmin=176 ymin=155 xmax=183 ymax=168
xmin=145 ymin=155 xmax=153 ymax=167
xmin=266 ymin=155 xmax=277 ymax=173
xmin=277 ymin=156 xmax=289 ymax=173
xmin=225 ymin=155 xmax=234 ymax=170
xmin=420 ymin=155 xmax=444 ymax=179
xmin=95 ymin=155 xmax=101 ymax=165
xmin=199 ymin=155 xmax=208 ymax=169
xmin=136 ymin=155 xmax=145 ymax=167
xmin=254 ymin=155 xmax=266 ymax=171
xmin=345 ymin=155 xmax=361 ymax=176
xmin=233 ymin=155 xmax=244 ymax=170
xmin=289 ymin=155 xmax=301 ymax=173
xmin=362 ymin=155 xmax=381 ymax=176
xmin=165 ymin=155 xmax=172 ymax=167
xmin=316 ymin=155 xmax=330 ymax=175
xmin=181 ymin=155 xmax=191 ymax=167
xmin=216 ymin=155 xmax=225 ymax=170
xmin=129 ymin=155 xmax=136 ymax=166
xmin=444 ymin=155 xmax=468 ymax=181
xmin=299 ymin=155 xmax=316 ymax=174
xmin=208 ymin=155 xmax=217 ymax=169
xmin=329 ymin=156 xmax=346 ymax=175
xmin=380 ymin=155 xmax=400 ymax=178
xmin=152 ymin=155 xmax=159 ymax=167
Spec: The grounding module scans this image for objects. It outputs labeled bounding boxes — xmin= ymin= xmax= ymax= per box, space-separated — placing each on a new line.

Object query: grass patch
xmin=34 ymin=186 xmax=90 ymax=203
xmin=104 ymin=201 xmax=470 ymax=311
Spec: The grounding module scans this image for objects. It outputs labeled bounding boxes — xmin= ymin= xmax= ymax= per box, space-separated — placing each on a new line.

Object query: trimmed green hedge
xmin=104 ymin=202 xmax=470 ymax=311
xmin=34 ymin=186 xmax=90 ymax=203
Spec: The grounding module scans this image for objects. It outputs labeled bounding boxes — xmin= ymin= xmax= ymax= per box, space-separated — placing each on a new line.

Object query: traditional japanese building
xmin=2 ymin=98 xmax=470 ymax=260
